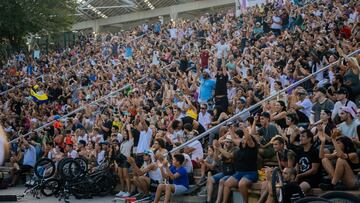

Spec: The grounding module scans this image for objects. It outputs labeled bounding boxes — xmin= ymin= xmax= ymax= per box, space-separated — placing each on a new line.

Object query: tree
xmin=0 ymin=0 xmax=77 ymax=51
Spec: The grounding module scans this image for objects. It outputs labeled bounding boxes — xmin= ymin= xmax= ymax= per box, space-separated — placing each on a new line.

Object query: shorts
xmin=232 ymin=171 xmax=258 ymax=182
xmin=117 ymin=158 xmax=130 ymax=168
xmin=212 ymin=172 xmax=231 ymax=183
xmin=149 ymin=179 xmax=160 ymax=192
xmin=172 ymin=184 xmax=188 ymax=195
xmin=191 ymin=160 xmax=200 ymax=169
xmin=298 ymin=177 xmax=320 ymax=188
xmin=15 ymin=165 xmax=33 ymax=175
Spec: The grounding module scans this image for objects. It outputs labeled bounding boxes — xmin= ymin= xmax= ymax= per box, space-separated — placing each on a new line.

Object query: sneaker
xmin=137 ymin=194 xmax=150 ymax=200
xmin=121 ymin=192 xmax=131 ymax=198
xmin=197 ymin=188 xmax=207 ymax=196
xmin=198 ymin=176 xmax=207 ymax=185
xmin=115 ymin=191 xmax=125 ymax=197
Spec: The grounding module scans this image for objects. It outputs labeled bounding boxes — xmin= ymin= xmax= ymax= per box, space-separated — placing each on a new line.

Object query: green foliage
xmin=0 ymin=0 xmax=77 ymax=49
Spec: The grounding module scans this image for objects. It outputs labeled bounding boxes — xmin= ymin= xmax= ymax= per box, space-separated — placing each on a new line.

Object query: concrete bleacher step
xmin=113 ymin=195 xmax=205 ymax=203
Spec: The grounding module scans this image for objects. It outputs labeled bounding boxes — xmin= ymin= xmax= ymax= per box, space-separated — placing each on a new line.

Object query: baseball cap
xmin=339 ymin=106 xmax=356 ymax=118
xmin=224 ymin=135 xmax=233 ymax=142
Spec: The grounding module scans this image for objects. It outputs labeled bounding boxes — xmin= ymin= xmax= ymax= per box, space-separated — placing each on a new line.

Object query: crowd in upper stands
xmin=1 ymin=0 xmax=360 ymax=202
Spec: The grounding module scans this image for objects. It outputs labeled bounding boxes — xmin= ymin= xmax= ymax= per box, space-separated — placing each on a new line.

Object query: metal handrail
xmin=170 ymin=48 xmax=360 ymax=153
xmin=9 ymin=53 xmax=173 ymax=143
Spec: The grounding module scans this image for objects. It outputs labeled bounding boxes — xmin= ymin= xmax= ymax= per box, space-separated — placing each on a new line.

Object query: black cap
xmin=315 ymin=87 xmax=327 ymax=95
xmin=261 ymin=111 xmax=271 ymax=119
xmin=336 ymin=87 xmax=348 ymax=95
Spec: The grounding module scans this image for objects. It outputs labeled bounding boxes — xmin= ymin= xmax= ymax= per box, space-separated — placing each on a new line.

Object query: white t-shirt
xmin=296 ymin=98 xmax=313 ymax=119
xmin=171 ymin=130 xmax=184 ymax=144
xmin=136 ymin=128 xmax=153 ymax=154
xmin=198 ymin=112 xmax=212 ymax=130
xmin=97 ymin=150 xmax=105 ymax=165
xmin=182 ymin=153 xmax=193 ymax=173
xmin=120 ymin=139 xmax=134 ymax=157
xmin=68 ymin=149 xmax=78 ymax=158
xmin=168 ymin=28 xmax=177 ymax=39
xmin=77 ymin=134 xmax=88 ymax=144
xmin=338 ymin=121 xmax=359 ymax=139
xmin=0 ymin=135 xmax=5 ymax=166
xmin=188 ymin=140 xmax=204 ymax=161
xmin=215 ymin=43 xmax=230 ymax=59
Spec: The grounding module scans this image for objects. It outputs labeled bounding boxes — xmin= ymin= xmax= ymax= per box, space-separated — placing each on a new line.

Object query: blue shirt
xmin=170 ymin=166 xmax=189 ymax=188
xmin=154 ymin=23 xmax=161 ymax=33
xmin=23 ymin=145 xmax=36 ymax=167
xmin=125 ymin=47 xmax=133 ymax=58
xmin=199 ymin=76 xmax=216 ymax=102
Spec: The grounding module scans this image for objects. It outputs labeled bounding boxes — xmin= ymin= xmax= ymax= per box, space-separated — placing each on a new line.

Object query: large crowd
xmin=1 ymin=0 xmax=360 ymax=203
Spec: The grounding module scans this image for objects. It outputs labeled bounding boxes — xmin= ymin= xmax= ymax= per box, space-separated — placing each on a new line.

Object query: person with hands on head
xmin=127 ymin=150 xmax=162 ymax=199
xmin=319 ymin=129 xmax=360 ymax=191
xmin=153 ymin=154 xmax=189 ymax=203
xmin=221 ymin=126 xmax=259 ymax=203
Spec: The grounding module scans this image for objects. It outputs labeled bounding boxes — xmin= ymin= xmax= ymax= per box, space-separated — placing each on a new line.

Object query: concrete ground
xmin=0 ymin=186 xmax=115 ymax=203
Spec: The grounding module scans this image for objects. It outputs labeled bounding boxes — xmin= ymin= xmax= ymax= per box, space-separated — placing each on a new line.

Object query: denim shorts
xmin=232 ymin=171 xmax=258 ymax=182
xmin=212 ymin=172 xmax=231 ymax=183
xmin=172 ymin=184 xmax=188 ymax=195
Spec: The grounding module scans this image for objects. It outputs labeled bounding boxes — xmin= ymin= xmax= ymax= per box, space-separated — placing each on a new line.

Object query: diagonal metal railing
xmin=170 ymin=48 xmax=360 ymax=154
xmin=9 ymin=55 xmax=173 ymax=143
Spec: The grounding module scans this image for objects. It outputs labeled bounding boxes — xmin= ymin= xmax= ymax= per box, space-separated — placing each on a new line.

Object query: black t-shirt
xmin=181 ymin=116 xmax=206 ymax=134
xmin=233 ymin=139 xmax=258 ymax=172
xmin=102 ymin=120 xmax=112 ymax=140
xmin=295 ymin=147 xmax=321 ymax=180
xmin=215 ymin=73 xmax=228 ymax=97
xmin=283 ymin=181 xmax=304 ymax=203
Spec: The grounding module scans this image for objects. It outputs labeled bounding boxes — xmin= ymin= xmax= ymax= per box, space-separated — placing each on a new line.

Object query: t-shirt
xmin=258 ymin=123 xmax=278 ymax=145
xmin=23 ymin=145 xmax=37 ymax=167
xmin=67 ymin=149 xmax=78 ymax=158
xmin=188 ymin=140 xmax=203 ymax=160
xmin=296 ymin=147 xmax=320 ymax=182
xmin=215 ymin=73 xmax=228 ymax=97
xmin=311 ymin=99 xmax=334 ymax=122
xmin=233 ymin=141 xmax=258 ymax=172
xmin=170 ymin=166 xmax=189 ymax=188
xmin=283 ymin=182 xmax=304 ymax=203
xmin=200 ymin=51 xmax=210 ymax=68
xmin=0 ymin=135 xmax=6 ymax=166
xmin=199 ymin=76 xmax=216 ymax=102
xmin=338 ymin=120 xmax=359 ymax=139
xmin=136 ymin=127 xmax=153 ymax=154
xmin=215 ymin=43 xmax=230 ymax=59
xmin=168 ymin=28 xmax=177 ymax=39
xmin=296 ymin=98 xmax=313 ymax=119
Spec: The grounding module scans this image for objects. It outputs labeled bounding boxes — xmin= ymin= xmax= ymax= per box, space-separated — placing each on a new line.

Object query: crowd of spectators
xmin=1 ymin=0 xmax=360 ymax=203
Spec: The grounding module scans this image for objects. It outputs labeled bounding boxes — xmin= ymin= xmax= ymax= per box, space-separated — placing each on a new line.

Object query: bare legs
xmin=322 ymin=158 xmax=357 ymax=189
xmin=153 ymin=184 xmax=175 ymax=203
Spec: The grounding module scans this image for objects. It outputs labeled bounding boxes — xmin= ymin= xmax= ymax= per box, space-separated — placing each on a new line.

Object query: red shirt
xmin=340 ymin=26 xmax=351 ymax=39
xmin=200 ymin=51 xmax=210 ymax=68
